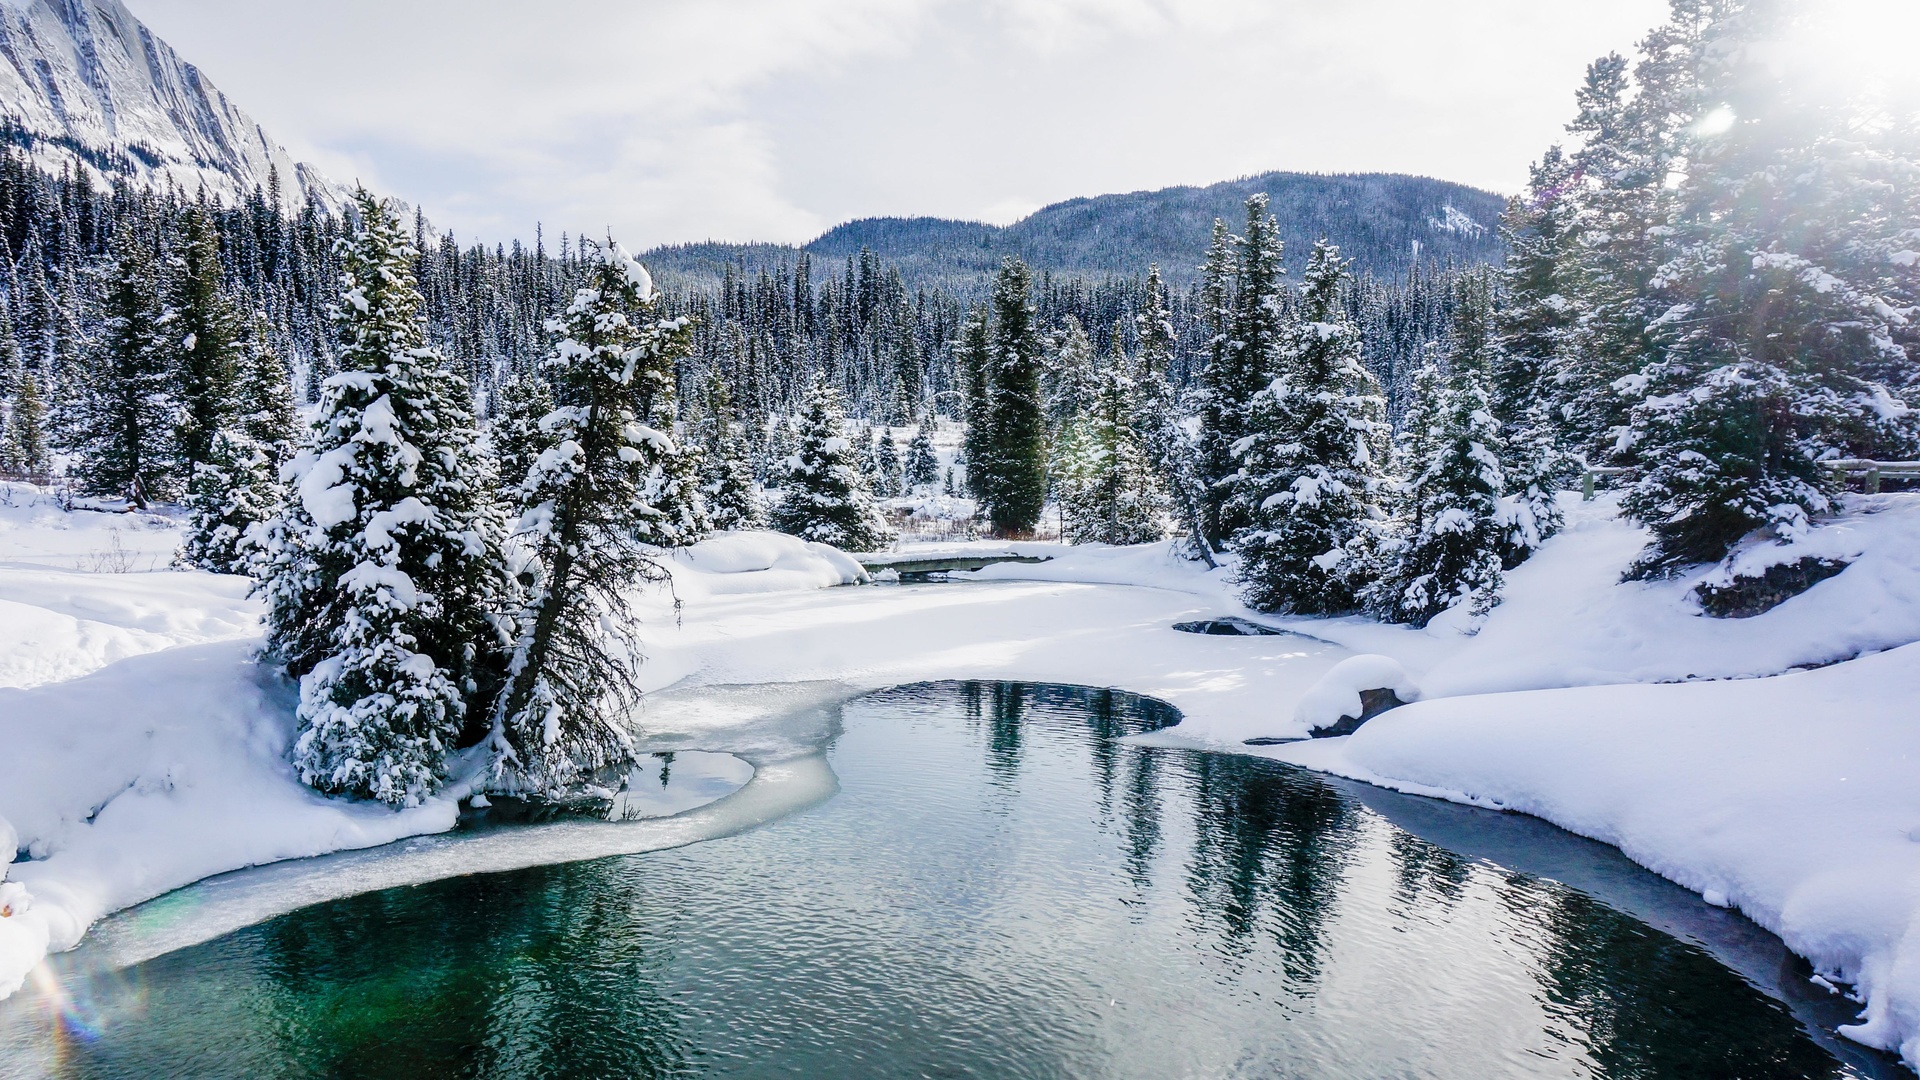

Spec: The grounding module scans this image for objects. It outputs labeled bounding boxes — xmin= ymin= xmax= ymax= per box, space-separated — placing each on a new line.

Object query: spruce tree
xmin=1056 ymin=338 xmax=1168 ymax=546
xmin=5 ymin=371 xmax=48 ymax=481
xmin=698 ymin=370 xmax=766 ymax=531
xmin=491 ymin=241 xmax=687 ymax=794
xmin=1229 ymin=242 xmax=1390 ymax=614
xmin=164 ymin=207 xmax=243 ymax=486
xmin=1045 ymin=316 xmax=1098 ymax=424
xmin=1197 ymin=197 xmax=1286 ymax=548
xmin=76 ymin=225 xmax=171 ymax=506
xmin=770 ymin=375 xmax=895 ymax=550
xmin=904 ymin=421 xmax=939 ymax=491
xmin=1365 ymin=361 xmax=1509 ymax=628
xmin=258 ymin=190 xmax=508 ymax=807
xmin=956 ymin=308 xmax=993 ymax=503
xmin=490 ymin=374 xmax=554 ymax=500
xmin=180 ymin=318 xmax=296 ymax=573
xmin=979 ymin=257 xmax=1048 ymax=536
xmin=1618 ymin=0 xmax=1919 ymax=572
xmin=873 ymin=428 xmax=901 ymax=498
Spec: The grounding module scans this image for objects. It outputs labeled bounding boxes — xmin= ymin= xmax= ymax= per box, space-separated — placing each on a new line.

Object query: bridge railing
xmin=1581 ymin=460 xmax=1920 ymax=499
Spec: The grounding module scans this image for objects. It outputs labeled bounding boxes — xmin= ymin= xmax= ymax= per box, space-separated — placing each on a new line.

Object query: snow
xmin=668 ymin=530 xmax=869 ymax=596
xmin=5 ymin=482 xmax=1920 ymax=1067
xmin=1270 ymin=644 xmax=1920 ymax=1063
xmin=1293 ymin=654 xmax=1420 ymax=731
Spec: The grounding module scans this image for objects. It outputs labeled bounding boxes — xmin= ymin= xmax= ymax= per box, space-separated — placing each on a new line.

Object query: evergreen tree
xmin=770 ymin=375 xmax=895 ymax=550
xmin=164 ymin=207 xmax=243 ymax=485
xmin=956 ymin=307 xmax=993 ymax=502
xmin=75 ymin=225 xmax=171 ymax=505
xmin=491 ymin=241 xmax=686 ymax=794
xmin=1493 ymin=147 xmax=1580 ymax=430
xmin=873 ymin=428 xmax=901 ymax=498
xmin=904 ymin=421 xmax=939 ymax=491
xmin=1045 ymin=316 xmax=1098 ymax=424
xmin=4 ymin=370 xmax=48 ymax=481
xmin=698 ymin=370 xmax=766 ymax=531
xmin=979 ymin=257 xmax=1048 ymax=536
xmin=1197 ymin=197 xmax=1287 ymax=548
xmin=1229 ymin=242 xmax=1390 ymax=614
xmin=258 ymin=190 xmax=508 ymax=807
xmin=490 ymin=374 xmax=554 ymax=501
xmin=180 ymin=318 xmax=296 ymax=573
xmin=1365 ymin=361 xmax=1509 ymax=628
xmin=1056 ymin=336 xmax=1168 ymax=545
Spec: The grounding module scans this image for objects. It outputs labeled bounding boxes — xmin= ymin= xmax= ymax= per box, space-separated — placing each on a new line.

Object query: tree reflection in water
xmin=34 ymin=680 xmax=1869 ymax=1080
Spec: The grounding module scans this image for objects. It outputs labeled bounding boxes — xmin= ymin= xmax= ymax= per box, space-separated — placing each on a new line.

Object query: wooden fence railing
xmin=1582 ymin=460 xmax=1920 ymax=499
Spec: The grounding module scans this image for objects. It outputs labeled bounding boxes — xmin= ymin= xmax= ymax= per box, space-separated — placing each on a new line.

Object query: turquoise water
xmin=1 ymin=682 xmax=1891 ymax=1078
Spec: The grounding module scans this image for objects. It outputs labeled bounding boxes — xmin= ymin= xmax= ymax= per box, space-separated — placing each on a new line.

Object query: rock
xmin=1310 ymin=687 xmax=1410 ymax=738
xmin=1695 ymin=557 xmax=1850 ymax=618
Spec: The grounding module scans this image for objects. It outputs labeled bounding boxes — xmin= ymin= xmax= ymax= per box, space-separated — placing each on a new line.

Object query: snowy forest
xmin=0 ymin=0 xmax=1914 ymax=801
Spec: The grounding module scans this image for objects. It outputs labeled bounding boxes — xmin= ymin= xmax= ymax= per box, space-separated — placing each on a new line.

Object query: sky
xmin=131 ymin=0 xmax=1669 ymax=250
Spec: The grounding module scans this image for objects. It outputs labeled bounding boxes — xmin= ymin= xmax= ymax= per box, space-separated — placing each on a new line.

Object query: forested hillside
xmin=647 ymin=171 xmax=1504 ymax=292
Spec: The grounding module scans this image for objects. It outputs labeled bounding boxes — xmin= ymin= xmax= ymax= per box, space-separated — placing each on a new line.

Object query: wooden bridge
xmin=855 ymin=551 xmax=1055 ymax=582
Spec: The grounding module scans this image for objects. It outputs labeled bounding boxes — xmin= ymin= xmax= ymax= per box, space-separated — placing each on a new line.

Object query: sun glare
xmin=1793 ymin=0 xmax=1920 ymax=99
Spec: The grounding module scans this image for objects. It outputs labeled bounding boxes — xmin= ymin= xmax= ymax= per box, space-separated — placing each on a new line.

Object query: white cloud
xmin=129 ymin=0 xmax=1666 ymax=248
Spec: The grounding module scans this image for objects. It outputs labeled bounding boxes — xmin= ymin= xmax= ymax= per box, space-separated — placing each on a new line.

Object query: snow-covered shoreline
xmin=4 ymin=488 xmax=1920 ymax=1068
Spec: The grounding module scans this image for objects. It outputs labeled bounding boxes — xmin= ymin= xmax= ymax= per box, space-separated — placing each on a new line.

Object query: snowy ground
xmin=3 ymin=483 xmax=1920 ymax=1068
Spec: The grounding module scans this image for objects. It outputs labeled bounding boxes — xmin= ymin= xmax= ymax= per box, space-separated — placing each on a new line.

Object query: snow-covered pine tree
xmin=1365 ymin=358 xmax=1509 ymax=629
xmin=646 ymin=429 xmax=713 ymax=548
xmin=979 ymin=257 xmax=1048 ymax=536
xmin=4 ymin=371 xmax=49 ymax=482
xmin=770 ymin=375 xmax=895 ymax=550
xmin=259 ymin=189 xmax=509 ymax=807
xmin=873 ymin=428 xmax=901 ymax=499
xmin=1617 ymin=0 xmax=1918 ymax=573
xmin=698 ymin=370 xmax=766 ymax=531
xmin=1191 ymin=219 xmax=1239 ymax=549
xmin=491 ymin=241 xmax=688 ymax=794
xmin=1498 ymin=402 xmax=1575 ymax=568
xmin=489 ymin=373 xmax=554 ymax=499
xmin=1056 ymin=332 xmax=1168 ymax=546
xmin=1045 ymin=316 xmax=1098 ymax=425
xmin=904 ymin=421 xmax=939 ymax=491
xmin=956 ymin=307 xmax=993 ymax=502
xmin=75 ymin=225 xmax=171 ymax=506
xmin=1493 ymin=146 xmax=1579 ymax=431
xmin=164 ymin=207 xmax=243 ymax=487
xmin=1198 ymin=197 xmax=1287 ymax=549
xmin=1229 ymin=241 xmax=1391 ymax=614
xmin=180 ymin=318 xmax=296 ymax=574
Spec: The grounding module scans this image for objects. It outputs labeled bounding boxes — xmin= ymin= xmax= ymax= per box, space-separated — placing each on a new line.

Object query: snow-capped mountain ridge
xmin=0 ymin=0 xmax=339 ymax=214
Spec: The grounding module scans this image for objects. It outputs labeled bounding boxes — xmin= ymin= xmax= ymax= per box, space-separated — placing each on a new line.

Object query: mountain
xmin=0 ymin=0 xmax=338 ymax=212
xmin=646 ymin=172 xmax=1507 ymax=292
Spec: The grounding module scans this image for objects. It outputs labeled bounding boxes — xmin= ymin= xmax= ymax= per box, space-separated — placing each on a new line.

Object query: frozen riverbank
xmin=4 ymin=488 xmax=1920 ymax=1067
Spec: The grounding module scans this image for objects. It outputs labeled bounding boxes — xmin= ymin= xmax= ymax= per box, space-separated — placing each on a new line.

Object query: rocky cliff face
xmin=0 ymin=0 xmax=337 ymax=211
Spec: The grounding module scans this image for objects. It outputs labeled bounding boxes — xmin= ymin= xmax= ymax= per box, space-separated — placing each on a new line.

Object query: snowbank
xmin=668 ymin=530 xmax=868 ymax=596
xmin=1292 ymin=654 xmax=1420 ymax=731
xmin=1327 ymin=493 xmax=1920 ymax=698
xmin=1273 ymin=643 xmax=1920 ymax=1064
xmin=7 ymin=484 xmax=1920 ymax=1067
xmin=0 ymin=642 xmax=461 ymax=999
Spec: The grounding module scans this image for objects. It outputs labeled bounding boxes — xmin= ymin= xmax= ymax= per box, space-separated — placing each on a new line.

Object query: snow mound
xmin=1416 ymin=492 xmax=1920 ymax=697
xmin=0 ymin=642 xmax=461 ymax=1000
xmin=670 ymin=531 xmax=868 ymax=596
xmin=1278 ymin=642 xmax=1920 ymax=1067
xmin=1293 ymin=654 xmax=1421 ymax=731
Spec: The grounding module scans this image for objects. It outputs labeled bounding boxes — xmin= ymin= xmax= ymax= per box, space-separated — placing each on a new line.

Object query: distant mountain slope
xmin=0 ymin=0 xmax=338 ymax=212
xmin=648 ymin=172 xmax=1506 ymax=292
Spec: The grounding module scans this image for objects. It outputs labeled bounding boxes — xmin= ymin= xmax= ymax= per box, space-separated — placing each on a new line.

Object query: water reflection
xmin=3 ymin=680 xmax=1884 ymax=1080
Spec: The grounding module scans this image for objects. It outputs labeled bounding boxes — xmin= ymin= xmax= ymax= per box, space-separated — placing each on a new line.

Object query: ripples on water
xmin=0 ymin=682 xmax=1894 ymax=1078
